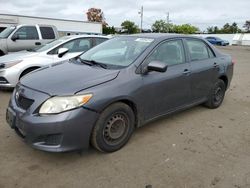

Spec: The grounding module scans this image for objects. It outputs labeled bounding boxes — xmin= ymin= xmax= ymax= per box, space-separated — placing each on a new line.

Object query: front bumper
xmin=0 ymin=68 xmax=20 ymax=88
xmin=6 ymin=85 xmax=99 ymax=152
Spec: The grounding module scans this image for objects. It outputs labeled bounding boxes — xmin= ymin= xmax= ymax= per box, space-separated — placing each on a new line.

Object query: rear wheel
xmin=91 ymin=102 xmax=135 ymax=152
xmin=205 ymin=79 xmax=226 ymax=109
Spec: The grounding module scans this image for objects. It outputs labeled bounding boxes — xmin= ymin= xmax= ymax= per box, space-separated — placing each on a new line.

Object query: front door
xmin=7 ymin=26 xmax=41 ymax=52
xmin=140 ymin=39 xmax=191 ymax=121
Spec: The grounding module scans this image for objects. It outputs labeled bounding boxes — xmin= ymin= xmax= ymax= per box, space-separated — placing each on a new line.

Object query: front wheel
xmin=91 ymin=102 xmax=135 ymax=152
xmin=205 ymin=79 xmax=226 ymax=109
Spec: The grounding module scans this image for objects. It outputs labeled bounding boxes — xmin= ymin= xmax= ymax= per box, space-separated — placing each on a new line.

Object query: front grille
xmin=16 ymin=94 xmax=34 ymax=110
xmin=34 ymin=134 xmax=62 ymax=146
xmin=0 ymin=77 xmax=8 ymax=84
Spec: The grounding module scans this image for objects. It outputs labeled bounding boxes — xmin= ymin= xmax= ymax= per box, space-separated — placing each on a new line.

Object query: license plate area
xmin=6 ymin=108 xmax=16 ymax=129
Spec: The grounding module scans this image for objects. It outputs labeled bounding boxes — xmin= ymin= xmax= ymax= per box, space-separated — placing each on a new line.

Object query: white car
xmin=0 ymin=35 xmax=110 ymax=88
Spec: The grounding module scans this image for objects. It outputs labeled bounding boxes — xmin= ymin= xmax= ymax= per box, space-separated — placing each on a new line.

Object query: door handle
xmin=183 ymin=69 xmax=191 ymax=75
xmin=35 ymin=42 xmax=41 ymax=45
xmin=213 ymin=62 xmax=219 ymax=68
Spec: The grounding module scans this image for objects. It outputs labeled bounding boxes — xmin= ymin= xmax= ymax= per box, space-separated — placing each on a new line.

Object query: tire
xmin=217 ymin=42 xmax=222 ymax=46
xmin=205 ymin=79 xmax=226 ymax=109
xmin=0 ymin=51 xmax=5 ymax=57
xmin=91 ymin=102 xmax=135 ymax=152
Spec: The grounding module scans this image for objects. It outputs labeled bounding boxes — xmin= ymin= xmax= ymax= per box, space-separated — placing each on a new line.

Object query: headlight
xmin=39 ymin=94 xmax=93 ymax=114
xmin=2 ymin=60 xmax=23 ymax=69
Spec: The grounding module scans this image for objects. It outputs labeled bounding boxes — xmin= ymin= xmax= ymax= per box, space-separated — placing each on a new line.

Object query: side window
xmin=40 ymin=27 xmax=55 ymax=39
xmin=78 ymin=38 xmax=91 ymax=51
xmin=49 ymin=38 xmax=91 ymax=54
xmin=14 ymin=26 xmax=39 ymax=40
xmin=94 ymin=38 xmax=107 ymax=46
xmin=186 ymin=39 xmax=209 ymax=61
xmin=146 ymin=39 xmax=185 ymax=66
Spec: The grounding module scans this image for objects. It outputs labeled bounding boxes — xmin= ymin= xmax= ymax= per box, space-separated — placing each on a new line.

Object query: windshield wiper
xmin=79 ymin=58 xmax=107 ymax=69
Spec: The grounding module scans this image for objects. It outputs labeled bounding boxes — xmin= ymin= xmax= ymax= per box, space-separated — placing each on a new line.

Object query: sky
xmin=0 ymin=0 xmax=249 ymax=31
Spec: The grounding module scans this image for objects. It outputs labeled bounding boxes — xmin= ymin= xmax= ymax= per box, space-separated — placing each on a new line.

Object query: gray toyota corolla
xmin=6 ymin=34 xmax=234 ymax=152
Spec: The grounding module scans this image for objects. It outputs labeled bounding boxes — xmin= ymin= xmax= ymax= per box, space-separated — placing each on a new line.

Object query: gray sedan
xmin=6 ymin=34 xmax=234 ymax=152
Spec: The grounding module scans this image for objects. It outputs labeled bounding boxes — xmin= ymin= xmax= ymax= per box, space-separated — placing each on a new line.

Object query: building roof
xmin=0 ymin=13 xmax=101 ymax=25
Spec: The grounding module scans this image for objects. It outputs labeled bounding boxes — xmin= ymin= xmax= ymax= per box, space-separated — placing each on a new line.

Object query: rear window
xmin=40 ymin=27 xmax=55 ymax=39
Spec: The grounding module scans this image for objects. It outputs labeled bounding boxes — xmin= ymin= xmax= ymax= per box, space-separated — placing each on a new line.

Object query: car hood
xmin=20 ymin=60 xmax=120 ymax=96
xmin=0 ymin=51 xmax=39 ymax=63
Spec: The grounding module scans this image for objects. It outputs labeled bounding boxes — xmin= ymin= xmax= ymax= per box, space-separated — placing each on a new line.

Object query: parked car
xmin=0 ymin=35 xmax=110 ymax=88
xmin=0 ymin=24 xmax=59 ymax=56
xmin=6 ymin=34 xmax=234 ymax=153
xmin=205 ymin=36 xmax=229 ymax=46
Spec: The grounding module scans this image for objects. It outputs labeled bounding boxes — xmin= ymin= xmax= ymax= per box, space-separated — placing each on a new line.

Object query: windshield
xmin=30 ymin=36 xmax=72 ymax=52
xmin=79 ymin=36 xmax=154 ymax=68
xmin=0 ymin=26 xmax=16 ymax=38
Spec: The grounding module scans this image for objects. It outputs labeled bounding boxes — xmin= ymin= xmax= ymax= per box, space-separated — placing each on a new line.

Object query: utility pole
xmin=138 ymin=6 xmax=143 ymax=33
xmin=166 ymin=12 xmax=170 ymax=33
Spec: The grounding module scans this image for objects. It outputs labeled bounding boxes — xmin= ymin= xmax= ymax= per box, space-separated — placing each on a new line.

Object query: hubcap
xmin=103 ymin=113 xmax=129 ymax=145
xmin=214 ymin=87 xmax=223 ymax=103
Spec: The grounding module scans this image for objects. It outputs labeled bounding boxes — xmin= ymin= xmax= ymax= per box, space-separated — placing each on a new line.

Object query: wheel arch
xmin=219 ymin=75 xmax=228 ymax=89
xmin=0 ymin=49 xmax=5 ymax=56
xmin=19 ymin=66 xmax=41 ymax=80
xmin=99 ymin=98 xmax=140 ymax=128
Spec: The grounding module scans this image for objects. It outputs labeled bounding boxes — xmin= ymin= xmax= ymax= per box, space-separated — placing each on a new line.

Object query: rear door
xmin=7 ymin=26 xmax=40 ymax=52
xmin=140 ymin=39 xmax=191 ymax=120
xmin=184 ymin=38 xmax=219 ymax=102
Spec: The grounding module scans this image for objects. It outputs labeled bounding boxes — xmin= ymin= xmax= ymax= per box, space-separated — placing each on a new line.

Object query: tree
xmin=221 ymin=23 xmax=231 ymax=33
xmin=214 ymin=26 xmax=219 ymax=34
xmin=207 ymin=26 xmax=214 ymax=34
xmin=86 ymin=8 xmax=107 ymax=26
xmin=103 ymin=26 xmax=116 ymax=34
xmin=243 ymin=20 xmax=250 ymax=33
xmin=207 ymin=23 xmax=241 ymax=34
xmin=121 ymin=20 xmax=139 ymax=34
xmin=152 ymin=20 xmax=173 ymax=33
xmin=173 ymin=24 xmax=199 ymax=34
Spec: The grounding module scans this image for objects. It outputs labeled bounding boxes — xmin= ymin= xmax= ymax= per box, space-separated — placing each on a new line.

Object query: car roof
xmin=120 ymin=33 xmax=204 ymax=41
xmin=62 ymin=35 xmax=111 ymax=40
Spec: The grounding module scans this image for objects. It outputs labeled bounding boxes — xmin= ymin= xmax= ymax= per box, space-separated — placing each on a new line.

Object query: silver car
xmin=0 ymin=35 xmax=110 ymax=88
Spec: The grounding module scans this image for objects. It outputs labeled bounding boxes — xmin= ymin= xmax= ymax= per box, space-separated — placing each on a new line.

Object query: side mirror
xmin=147 ymin=61 xmax=168 ymax=73
xmin=11 ymin=34 xmax=19 ymax=41
xmin=58 ymin=48 xmax=69 ymax=58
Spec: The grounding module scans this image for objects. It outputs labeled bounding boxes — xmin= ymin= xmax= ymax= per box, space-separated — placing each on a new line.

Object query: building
xmin=232 ymin=33 xmax=250 ymax=46
xmin=0 ymin=14 xmax=102 ymax=35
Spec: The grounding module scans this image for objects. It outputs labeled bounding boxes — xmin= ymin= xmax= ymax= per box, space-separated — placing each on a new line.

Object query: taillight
xmin=232 ymin=59 xmax=236 ymax=65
